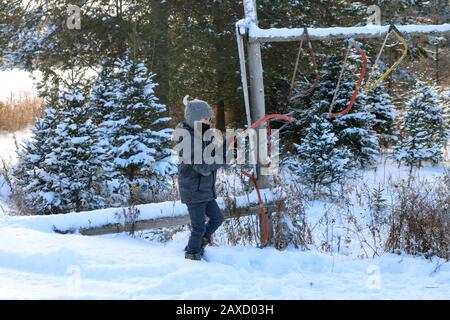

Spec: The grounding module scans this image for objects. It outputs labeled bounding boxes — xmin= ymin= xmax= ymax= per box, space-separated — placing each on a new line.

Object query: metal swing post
xmin=238 ymin=0 xmax=273 ymax=245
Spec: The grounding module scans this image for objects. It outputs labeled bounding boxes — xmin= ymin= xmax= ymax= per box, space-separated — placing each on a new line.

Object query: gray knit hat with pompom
xmin=183 ymin=95 xmax=213 ymax=129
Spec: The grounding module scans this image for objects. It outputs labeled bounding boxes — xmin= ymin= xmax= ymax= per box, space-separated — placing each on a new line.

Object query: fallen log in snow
xmin=2 ymin=189 xmax=281 ymax=236
xmin=78 ymin=201 xmax=281 ymax=236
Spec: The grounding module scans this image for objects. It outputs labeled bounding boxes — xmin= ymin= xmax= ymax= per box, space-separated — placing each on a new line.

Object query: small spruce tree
xmin=287 ymin=115 xmax=353 ymax=192
xmin=394 ymin=82 xmax=448 ymax=172
xmin=97 ymin=56 xmax=176 ymax=204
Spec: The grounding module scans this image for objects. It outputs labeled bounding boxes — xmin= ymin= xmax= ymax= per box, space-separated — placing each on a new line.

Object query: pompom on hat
xmin=183 ymin=95 xmax=213 ymax=129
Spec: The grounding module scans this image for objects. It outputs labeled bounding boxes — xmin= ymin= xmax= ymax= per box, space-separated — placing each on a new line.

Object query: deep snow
xmin=0 ymin=129 xmax=449 ymax=299
xmin=0 ymin=223 xmax=448 ymax=299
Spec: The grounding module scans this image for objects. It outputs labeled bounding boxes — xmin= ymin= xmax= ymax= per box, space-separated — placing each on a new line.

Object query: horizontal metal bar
xmin=247 ymin=23 xmax=450 ymax=43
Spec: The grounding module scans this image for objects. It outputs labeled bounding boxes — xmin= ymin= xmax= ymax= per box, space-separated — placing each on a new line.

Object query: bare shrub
xmin=149 ymin=178 xmax=179 ymax=203
xmin=353 ymin=182 xmax=390 ymax=258
xmin=0 ymin=96 xmax=44 ymax=133
xmin=215 ymin=169 xmax=314 ymax=250
xmin=271 ymin=175 xmax=313 ymax=250
xmin=385 ymin=173 xmax=450 ymax=260
xmin=341 ymin=210 xmax=381 ymax=258
xmin=114 ymin=203 xmax=141 ymax=237
xmin=309 ymin=178 xmax=389 ymax=258
xmin=218 ymin=172 xmax=260 ymax=246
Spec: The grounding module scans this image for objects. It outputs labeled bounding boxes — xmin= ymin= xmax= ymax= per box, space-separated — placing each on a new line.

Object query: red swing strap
xmin=327 ymin=40 xmax=368 ymax=119
xmin=227 ymin=114 xmax=294 ymax=246
xmin=227 ymin=114 xmax=295 ymax=151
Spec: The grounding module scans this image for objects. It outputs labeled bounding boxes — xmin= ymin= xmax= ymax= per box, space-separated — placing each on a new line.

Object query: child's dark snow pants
xmin=176 ymin=122 xmax=227 ymax=255
xmin=185 ymin=199 xmax=224 ymax=254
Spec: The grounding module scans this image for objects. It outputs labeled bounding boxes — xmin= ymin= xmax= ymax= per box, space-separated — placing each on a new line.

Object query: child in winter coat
xmin=176 ymin=96 xmax=227 ymax=260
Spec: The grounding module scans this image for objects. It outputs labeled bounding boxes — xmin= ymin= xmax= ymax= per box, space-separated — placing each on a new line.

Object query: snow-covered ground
xmin=0 ymin=222 xmax=448 ymax=299
xmin=0 ymin=128 xmax=32 ymax=163
xmin=0 ymin=129 xmax=449 ymax=299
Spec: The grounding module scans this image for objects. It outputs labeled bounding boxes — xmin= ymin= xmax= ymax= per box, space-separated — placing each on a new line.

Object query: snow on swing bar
xmin=245 ymin=23 xmax=450 ymax=43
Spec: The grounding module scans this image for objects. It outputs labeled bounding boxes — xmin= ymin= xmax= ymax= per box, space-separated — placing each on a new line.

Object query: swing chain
xmin=328 ymin=40 xmax=352 ymax=115
xmin=289 ymin=32 xmax=305 ymax=99
xmin=288 ymin=27 xmax=319 ymax=101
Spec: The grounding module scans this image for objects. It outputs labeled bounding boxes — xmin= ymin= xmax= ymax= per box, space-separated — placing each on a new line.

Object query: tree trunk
xmin=211 ymin=5 xmax=226 ymax=132
xmin=215 ymin=70 xmax=226 ymax=131
xmin=150 ymin=0 xmax=170 ymax=107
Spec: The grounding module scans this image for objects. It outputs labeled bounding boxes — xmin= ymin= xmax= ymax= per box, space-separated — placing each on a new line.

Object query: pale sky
xmin=0 ymin=69 xmax=37 ymax=102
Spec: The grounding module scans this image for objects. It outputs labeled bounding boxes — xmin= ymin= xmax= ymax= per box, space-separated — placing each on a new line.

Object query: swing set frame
xmin=235 ymin=0 xmax=450 ymax=244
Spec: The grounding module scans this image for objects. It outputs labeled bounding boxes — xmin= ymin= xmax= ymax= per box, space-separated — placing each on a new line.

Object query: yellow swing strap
xmin=364 ymin=25 xmax=408 ymax=92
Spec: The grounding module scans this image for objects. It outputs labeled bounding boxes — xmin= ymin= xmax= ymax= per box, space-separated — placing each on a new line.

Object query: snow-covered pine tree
xmin=14 ymin=91 xmax=105 ymax=214
xmin=394 ymin=82 xmax=448 ymax=172
xmin=328 ymin=50 xmax=379 ymax=168
xmin=88 ymin=60 xmax=116 ymax=126
xmin=437 ymin=89 xmax=450 ymax=150
xmin=287 ymin=115 xmax=353 ymax=192
xmin=86 ymin=60 xmax=122 ymax=206
xmin=57 ymin=91 xmax=107 ymax=212
xmin=42 ymin=90 xmax=106 ymax=213
xmin=365 ymin=79 xmax=398 ymax=149
xmin=98 ymin=56 xmax=176 ymax=204
xmin=13 ymin=107 xmax=60 ymax=213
